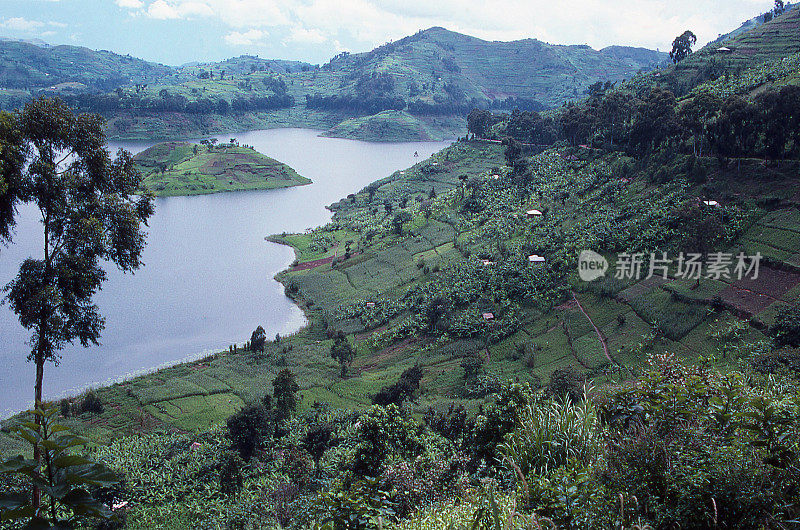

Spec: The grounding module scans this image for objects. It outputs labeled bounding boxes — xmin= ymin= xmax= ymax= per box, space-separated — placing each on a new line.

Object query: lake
xmin=0 ymin=128 xmax=451 ymax=418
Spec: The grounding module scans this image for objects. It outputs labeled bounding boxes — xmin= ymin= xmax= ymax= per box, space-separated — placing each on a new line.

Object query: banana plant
xmin=0 ymin=404 xmax=120 ymax=528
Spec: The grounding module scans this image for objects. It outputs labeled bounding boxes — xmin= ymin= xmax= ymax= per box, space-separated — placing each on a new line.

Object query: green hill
xmin=321 ymin=110 xmax=464 ymax=141
xmin=310 ymin=27 xmax=666 ymax=108
xmin=0 ymin=39 xmax=170 ymax=90
xmin=133 ymin=141 xmax=310 ymax=196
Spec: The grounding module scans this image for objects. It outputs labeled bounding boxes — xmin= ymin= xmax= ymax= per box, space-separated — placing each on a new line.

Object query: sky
xmin=0 ymin=0 xmax=777 ymax=66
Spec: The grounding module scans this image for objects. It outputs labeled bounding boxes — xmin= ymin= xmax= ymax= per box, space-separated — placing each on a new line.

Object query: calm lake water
xmin=0 ymin=129 xmax=450 ymax=417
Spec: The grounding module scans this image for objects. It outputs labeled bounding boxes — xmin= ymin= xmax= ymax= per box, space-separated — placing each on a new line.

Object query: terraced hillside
xmin=133 ymin=141 xmax=310 ymax=196
xmin=637 ymin=5 xmax=800 ymax=95
xmin=312 ymin=27 xmax=666 ymax=108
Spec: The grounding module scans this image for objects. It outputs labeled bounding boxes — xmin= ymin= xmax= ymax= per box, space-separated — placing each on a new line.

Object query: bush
xmin=771 ymin=304 xmax=800 ymax=347
xmin=219 ymin=451 xmax=244 ymax=497
xmin=373 ymin=365 xmax=423 ymax=406
xmin=547 ymin=367 xmax=585 ymax=403
xmin=225 ymin=403 xmax=273 ymax=460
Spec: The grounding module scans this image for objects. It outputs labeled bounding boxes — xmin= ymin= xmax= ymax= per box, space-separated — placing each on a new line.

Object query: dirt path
xmin=290 ymin=255 xmax=334 ymax=271
xmin=571 ymin=291 xmax=615 ymax=366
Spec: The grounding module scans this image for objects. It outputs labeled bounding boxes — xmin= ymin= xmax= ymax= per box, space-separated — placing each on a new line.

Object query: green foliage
xmin=771 ymin=303 xmax=800 ymax=347
xmin=0 ymin=404 xmax=120 ymax=528
xmin=472 ymin=382 xmax=531 ymax=466
xmin=314 ymin=476 xmax=396 ymax=530
xmin=219 ymin=451 xmax=244 ymax=498
xmin=351 ymin=405 xmax=423 ymax=477
xmin=250 ymin=325 xmax=267 ymax=353
xmin=373 ymin=365 xmax=423 ymax=407
xmin=331 ymin=333 xmax=356 ymax=377
xmin=670 ymin=30 xmax=697 ymax=64
xmin=80 ymin=391 xmax=104 ymax=415
xmin=225 ymin=403 xmax=273 ymax=461
xmin=274 ymin=368 xmax=300 ymax=422
xmin=501 ymin=394 xmax=600 ymax=478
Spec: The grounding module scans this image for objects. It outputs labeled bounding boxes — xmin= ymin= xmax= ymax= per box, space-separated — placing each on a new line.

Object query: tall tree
xmin=774 ymin=0 xmax=786 ymax=16
xmin=600 ymin=91 xmax=630 ymax=148
xmin=0 ymin=111 xmax=25 ymax=243
xmin=3 ymin=97 xmax=154 ymax=508
xmin=678 ymin=92 xmax=720 ymax=157
xmin=629 ymin=88 xmax=678 ymax=153
xmin=273 ymin=368 xmax=300 ymax=422
xmin=466 ymin=108 xmax=492 ymax=138
xmin=250 ymin=325 xmax=266 ymax=352
xmin=670 ymin=31 xmax=697 ymax=64
xmin=330 ymin=331 xmax=354 ymax=377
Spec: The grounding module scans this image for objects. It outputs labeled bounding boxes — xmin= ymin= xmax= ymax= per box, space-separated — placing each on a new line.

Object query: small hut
xmin=481 ymin=259 xmax=495 ymax=267
xmin=526 ymin=209 xmax=543 ymax=218
xmin=702 ymin=200 xmax=720 ymax=207
xmin=482 ymin=312 xmax=495 ymax=321
xmin=528 ymin=254 xmax=546 ymax=264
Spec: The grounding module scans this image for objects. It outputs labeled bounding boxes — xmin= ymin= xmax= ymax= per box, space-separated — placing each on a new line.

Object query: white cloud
xmin=224 ymin=28 xmax=266 ymax=45
xmin=146 ymin=0 xmax=214 ymax=20
xmin=286 ymin=26 xmax=326 ymax=44
xmin=116 ymin=0 xmax=145 ymax=8
xmin=0 ymin=17 xmax=46 ymax=31
xmin=205 ymin=0 xmax=289 ymax=27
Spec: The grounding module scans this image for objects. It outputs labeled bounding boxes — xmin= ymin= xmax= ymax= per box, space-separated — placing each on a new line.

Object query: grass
xmin=134 ymin=141 xmax=311 ymax=196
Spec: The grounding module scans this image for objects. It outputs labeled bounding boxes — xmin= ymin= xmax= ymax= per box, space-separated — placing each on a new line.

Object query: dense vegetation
xmin=133 ymin=140 xmax=310 ymax=196
xmin=2 ymin=4 xmax=800 ymax=528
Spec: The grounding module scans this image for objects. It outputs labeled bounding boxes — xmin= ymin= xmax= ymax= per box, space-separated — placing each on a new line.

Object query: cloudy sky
xmin=0 ymin=0 xmax=775 ymax=65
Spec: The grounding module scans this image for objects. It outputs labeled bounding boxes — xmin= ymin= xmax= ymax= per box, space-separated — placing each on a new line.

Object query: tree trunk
xmin=32 ymin=342 xmax=44 ymax=512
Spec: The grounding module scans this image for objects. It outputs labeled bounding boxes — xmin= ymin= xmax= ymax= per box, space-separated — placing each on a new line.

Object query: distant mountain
xmin=0 ymin=40 xmax=171 ymax=90
xmin=318 ymin=27 xmax=668 ymax=108
xmin=180 ymin=55 xmax=315 ymax=76
xmin=599 ymin=46 xmax=667 ymax=70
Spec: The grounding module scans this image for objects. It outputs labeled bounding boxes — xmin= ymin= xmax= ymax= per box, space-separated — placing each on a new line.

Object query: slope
xmin=0 ymin=39 xmax=171 ymax=90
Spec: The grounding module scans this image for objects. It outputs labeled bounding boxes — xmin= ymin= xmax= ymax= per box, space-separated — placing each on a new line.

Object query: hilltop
xmin=314 ymin=27 xmax=666 ymax=108
xmin=635 ymin=4 xmax=800 ymax=95
xmin=133 ymin=141 xmax=310 ymax=196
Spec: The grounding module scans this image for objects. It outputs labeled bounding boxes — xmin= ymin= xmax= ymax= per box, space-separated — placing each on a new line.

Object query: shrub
xmin=547 ymin=367 xmax=585 ymax=403
xmin=225 ymin=403 xmax=272 ymax=460
xmin=351 ymin=404 xmax=424 ymax=477
xmin=771 ymin=304 xmax=800 ymax=347
xmin=219 ymin=451 xmax=244 ymax=498
xmin=373 ymin=365 xmax=423 ymax=406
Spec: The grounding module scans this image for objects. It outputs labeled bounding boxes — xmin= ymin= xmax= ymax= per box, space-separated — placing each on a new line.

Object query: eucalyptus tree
xmin=2 ymin=97 xmax=154 ymax=507
xmin=0 ymin=110 xmax=25 ymax=242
